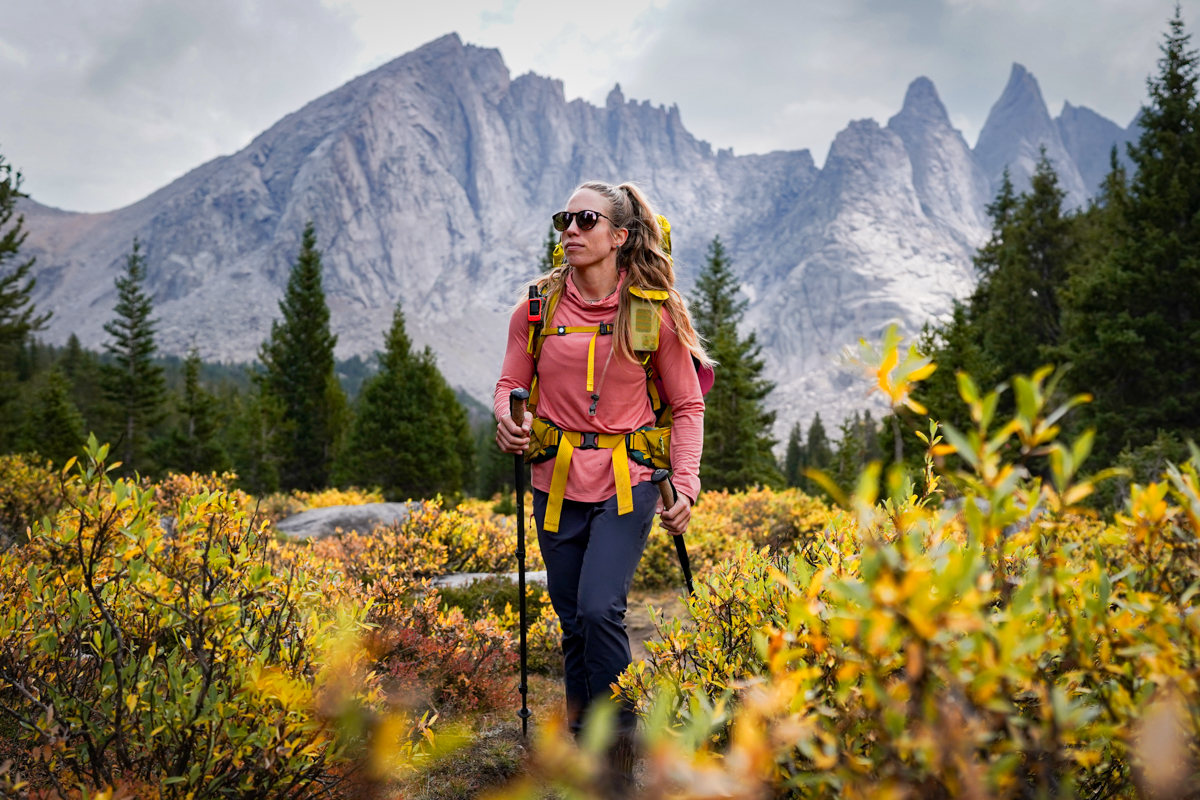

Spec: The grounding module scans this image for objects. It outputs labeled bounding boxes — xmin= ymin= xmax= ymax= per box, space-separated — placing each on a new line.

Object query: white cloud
xmin=0 ymin=0 xmax=359 ymax=211
xmin=614 ymin=0 xmax=1187 ymax=164
xmin=0 ymin=0 xmax=1192 ymax=211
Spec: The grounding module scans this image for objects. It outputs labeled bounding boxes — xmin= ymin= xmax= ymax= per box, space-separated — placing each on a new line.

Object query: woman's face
xmin=562 ymin=188 xmax=627 ymax=269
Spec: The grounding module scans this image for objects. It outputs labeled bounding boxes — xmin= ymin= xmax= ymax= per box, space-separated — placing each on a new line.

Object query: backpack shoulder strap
xmin=528 ymin=285 xmax=563 ymax=411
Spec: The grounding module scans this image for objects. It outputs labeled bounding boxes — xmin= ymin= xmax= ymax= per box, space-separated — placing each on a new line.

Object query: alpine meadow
xmin=2 ymin=7 xmax=1200 ymax=800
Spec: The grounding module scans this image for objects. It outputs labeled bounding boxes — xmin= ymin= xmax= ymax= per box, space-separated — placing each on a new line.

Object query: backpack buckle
xmin=578 ymin=432 xmax=599 ymax=450
xmin=557 ymin=325 xmax=567 ymax=335
xmin=599 ymin=323 xmax=614 ymax=335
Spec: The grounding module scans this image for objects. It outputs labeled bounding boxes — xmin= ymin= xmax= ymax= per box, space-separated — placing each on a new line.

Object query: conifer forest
xmin=2 ymin=10 xmax=1200 ymax=800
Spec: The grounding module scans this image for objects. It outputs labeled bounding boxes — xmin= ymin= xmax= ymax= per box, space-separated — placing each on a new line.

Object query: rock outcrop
xmin=274 ymin=502 xmax=415 ymax=539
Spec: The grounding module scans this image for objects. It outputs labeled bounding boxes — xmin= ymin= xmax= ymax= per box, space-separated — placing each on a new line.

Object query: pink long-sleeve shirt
xmin=494 ymin=271 xmax=704 ymax=504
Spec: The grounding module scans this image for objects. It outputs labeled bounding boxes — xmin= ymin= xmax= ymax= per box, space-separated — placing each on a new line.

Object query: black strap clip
xmin=598 ymin=323 xmax=614 ymax=335
xmin=579 ymin=432 xmax=600 ymax=450
xmin=556 ymin=325 xmax=567 ymax=335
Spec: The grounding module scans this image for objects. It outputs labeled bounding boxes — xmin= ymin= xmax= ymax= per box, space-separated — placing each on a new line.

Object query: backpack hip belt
xmin=525 ymin=416 xmax=671 ymax=533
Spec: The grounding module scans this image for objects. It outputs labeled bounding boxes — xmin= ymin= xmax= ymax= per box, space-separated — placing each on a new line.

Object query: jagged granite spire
xmin=974 ymin=64 xmax=1089 ymax=208
xmin=888 ymin=77 xmax=991 ymax=246
xmin=15 ymin=41 xmax=1134 ymax=443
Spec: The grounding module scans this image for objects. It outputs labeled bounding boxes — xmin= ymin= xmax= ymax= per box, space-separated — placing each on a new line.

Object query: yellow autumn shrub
xmin=501 ymin=355 xmax=1200 ymax=799
xmin=0 ymin=453 xmax=63 ymax=547
xmin=636 ymin=486 xmax=834 ymax=590
xmin=256 ymin=485 xmax=386 ymax=525
xmin=619 ymin=375 xmax=1199 ymax=799
xmin=0 ymin=439 xmax=441 ymax=797
xmin=0 ymin=441 xmax=350 ymax=794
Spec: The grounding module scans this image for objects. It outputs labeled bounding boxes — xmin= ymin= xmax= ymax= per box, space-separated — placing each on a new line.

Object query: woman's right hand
xmin=496 ymin=411 xmax=533 ymax=454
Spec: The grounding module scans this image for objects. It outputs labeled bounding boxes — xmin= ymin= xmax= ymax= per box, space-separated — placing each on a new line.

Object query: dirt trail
xmin=625 ymin=588 xmax=690 ymax=663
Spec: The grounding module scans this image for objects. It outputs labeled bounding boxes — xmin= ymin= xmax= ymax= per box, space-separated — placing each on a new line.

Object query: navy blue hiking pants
xmin=533 ymin=481 xmax=658 ymax=737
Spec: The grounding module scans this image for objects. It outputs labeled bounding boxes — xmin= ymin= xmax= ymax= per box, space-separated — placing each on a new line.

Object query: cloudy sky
xmin=0 ymin=0 xmax=1191 ymax=212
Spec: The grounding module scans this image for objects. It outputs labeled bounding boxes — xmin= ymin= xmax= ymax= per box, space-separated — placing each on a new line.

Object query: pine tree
xmin=19 ymin=369 xmax=85 ymax=465
xmin=336 ymin=303 xmax=475 ymax=499
xmin=0 ymin=154 xmax=48 ymax=353
xmin=794 ymin=413 xmax=834 ymax=498
xmin=539 ymin=225 xmax=559 ymax=272
xmin=783 ymin=421 xmax=804 ymax=488
xmin=1062 ymin=9 xmax=1200 ymax=458
xmin=259 ymin=222 xmax=346 ymax=490
xmin=102 ymin=239 xmax=166 ymax=472
xmin=154 ymin=348 xmax=228 ymax=474
xmin=690 ymin=237 xmax=782 ymax=491
xmin=971 ymin=153 xmax=1075 ymax=378
xmin=226 ymin=385 xmax=285 ymax=495
xmin=59 ymin=334 xmax=105 ymax=431
xmin=0 ymin=153 xmax=49 ymax=449
xmin=833 ymin=412 xmax=873 ymax=493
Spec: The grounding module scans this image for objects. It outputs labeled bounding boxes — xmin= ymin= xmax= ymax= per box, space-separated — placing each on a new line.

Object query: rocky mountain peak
xmin=887 ymin=77 xmax=991 ymax=243
xmin=974 ymin=63 xmax=1089 ymax=208
xmin=896 ymin=76 xmax=951 ymax=124
xmin=16 ymin=40 xmax=1139 ymax=447
xmin=606 ymin=84 xmax=626 ymax=109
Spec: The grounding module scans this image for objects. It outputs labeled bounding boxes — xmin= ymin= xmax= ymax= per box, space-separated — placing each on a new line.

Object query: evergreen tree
xmin=970 ymin=154 xmax=1075 ymax=378
xmin=904 ymin=160 xmax=1069 ymax=461
xmin=783 ymin=421 xmax=804 ymax=488
xmin=0 ymin=153 xmax=49 ymax=448
xmin=1062 ymin=9 xmax=1200 ymax=458
xmin=59 ymin=333 xmax=107 ymax=435
xmin=19 ymin=369 xmax=85 ymax=465
xmin=259 ymin=222 xmax=346 ymax=490
xmin=101 ymin=239 xmax=166 ymax=472
xmin=805 ymin=414 xmax=833 ymax=470
xmin=154 ymin=348 xmax=228 ymax=474
xmin=833 ymin=412 xmax=876 ymax=493
xmin=337 ymin=303 xmax=475 ymax=499
xmin=0 ymin=154 xmax=48 ymax=353
xmin=690 ymin=237 xmax=782 ymax=491
xmin=539 ymin=225 xmax=559 ymax=272
xmin=226 ymin=385 xmax=285 ymax=495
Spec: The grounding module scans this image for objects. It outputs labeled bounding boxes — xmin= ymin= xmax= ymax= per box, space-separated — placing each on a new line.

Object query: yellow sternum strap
xmin=541 ymin=431 xmax=634 ymax=533
xmin=586 ymin=331 xmax=598 ymax=392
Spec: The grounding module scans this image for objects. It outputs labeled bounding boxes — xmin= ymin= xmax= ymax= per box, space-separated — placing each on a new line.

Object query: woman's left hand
xmin=658 ymin=492 xmax=693 ymax=536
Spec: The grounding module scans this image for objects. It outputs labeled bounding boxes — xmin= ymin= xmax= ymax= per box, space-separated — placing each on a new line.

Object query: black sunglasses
xmin=552 ymin=209 xmax=612 ymax=232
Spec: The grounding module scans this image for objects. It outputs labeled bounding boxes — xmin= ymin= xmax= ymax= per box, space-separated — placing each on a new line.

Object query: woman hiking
xmin=494 ymin=180 xmax=708 ymax=790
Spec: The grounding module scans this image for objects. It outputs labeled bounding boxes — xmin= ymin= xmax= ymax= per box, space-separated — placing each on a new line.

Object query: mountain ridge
xmin=17 ymin=33 xmax=1138 ymax=441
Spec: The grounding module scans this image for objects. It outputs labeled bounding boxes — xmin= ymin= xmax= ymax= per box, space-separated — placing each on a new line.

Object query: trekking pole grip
xmin=651 ymin=467 xmax=677 ymax=510
xmin=509 ymin=387 xmax=529 ymax=424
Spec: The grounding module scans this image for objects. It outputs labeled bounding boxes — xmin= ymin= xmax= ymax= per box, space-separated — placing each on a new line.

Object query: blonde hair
xmin=530 ymin=181 xmax=712 ymax=367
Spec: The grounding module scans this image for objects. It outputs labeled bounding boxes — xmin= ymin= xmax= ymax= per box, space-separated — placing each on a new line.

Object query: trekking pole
xmin=509 ymin=388 xmax=532 ymax=737
xmin=652 ymin=468 xmax=694 ymax=596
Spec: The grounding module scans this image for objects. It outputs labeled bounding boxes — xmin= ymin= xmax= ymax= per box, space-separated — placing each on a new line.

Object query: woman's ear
xmin=613 ymin=227 xmax=629 ymax=248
